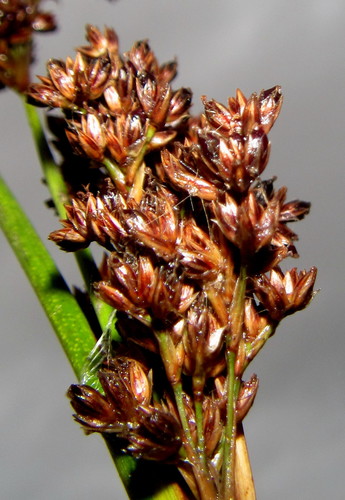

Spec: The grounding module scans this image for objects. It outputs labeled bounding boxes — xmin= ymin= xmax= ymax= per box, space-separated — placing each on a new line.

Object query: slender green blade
xmin=0 ymin=174 xmax=96 ymax=379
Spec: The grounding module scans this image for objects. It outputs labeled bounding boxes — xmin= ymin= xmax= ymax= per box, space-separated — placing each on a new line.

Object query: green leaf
xmin=0 ymin=174 xmax=96 ymax=380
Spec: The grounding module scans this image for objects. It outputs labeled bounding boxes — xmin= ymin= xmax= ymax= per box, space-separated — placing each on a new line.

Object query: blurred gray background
xmin=1 ymin=0 xmax=344 ymax=498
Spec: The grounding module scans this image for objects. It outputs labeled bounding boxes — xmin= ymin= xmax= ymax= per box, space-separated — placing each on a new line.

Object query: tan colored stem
xmin=235 ymin=423 xmax=256 ymax=500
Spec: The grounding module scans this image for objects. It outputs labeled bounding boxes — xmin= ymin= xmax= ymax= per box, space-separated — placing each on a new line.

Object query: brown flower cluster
xmin=68 ymin=356 xmax=182 ymax=461
xmin=35 ymin=27 xmax=316 ymax=500
xmin=0 ymin=0 xmax=55 ymax=91
xmin=28 ymin=25 xmax=191 ymax=194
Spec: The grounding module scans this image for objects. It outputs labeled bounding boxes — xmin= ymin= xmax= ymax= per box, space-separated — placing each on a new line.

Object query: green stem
xmin=23 ymin=100 xmax=116 ymax=336
xmin=245 ymin=324 xmax=275 ymax=368
xmin=109 ymin=447 xmax=190 ymax=500
xmin=222 ymin=265 xmax=247 ymax=499
xmin=229 ymin=265 xmax=247 ymax=351
xmin=23 ymin=99 xmax=69 ymax=218
xmin=192 ymin=375 xmax=207 ymax=468
xmin=153 ymin=331 xmax=196 ymax=457
xmin=173 ymin=384 xmax=215 ymax=500
xmin=194 ymin=399 xmax=206 ymax=466
xmin=222 ymin=352 xmax=240 ymax=500
xmin=174 ymin=382 xmax=198 ymax=457
xmin=103 ymin=157 xmax=127 ymax=191
xmin=126 ymin=123 xmax=156 ymax=185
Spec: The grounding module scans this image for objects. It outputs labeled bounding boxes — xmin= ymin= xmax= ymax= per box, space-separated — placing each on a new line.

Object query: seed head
xmin=183 ymin=299 xmax=227 ymax=379
xmin=68 ymin=357 xmax=182 ymax=461
xmin=253 ymin=266 xmax=317 ymax=322
xmin=42 ymin=27 xmax=317 ymax=488
xmin=49 ymin=190 xmax=127 ymax=251
xmin=212 ymin=190 xmax=280 ymax=257
xmin=78 ymin=25 xmax=119 ymax=59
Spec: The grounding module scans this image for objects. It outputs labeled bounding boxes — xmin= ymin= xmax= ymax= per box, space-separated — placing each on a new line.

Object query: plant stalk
xmin=23 ymin=100 xmax=116 ymax=335
xmin=192 ymin=375 xmax=207 ymax=468
xmin=174 ymin=383 xmax=218 ymax=500
xmin=154 ymin=330 xmax=217 ymax=499
xmin=222 ymin=265 xmax=247 ymax=499
xmin=222 ymin=351 xmax=240 ymax=500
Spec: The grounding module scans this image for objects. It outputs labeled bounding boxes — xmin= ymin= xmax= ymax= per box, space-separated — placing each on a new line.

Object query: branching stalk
xmin=154 ymin=330 xmax=217 ymax=499
xmin=173 ymin=382 xmax=198 ymax=458
xmin=222 ymin=351 xmax=240 ymax=500
xmin=194 ymin=399 xmax=206 ymax=467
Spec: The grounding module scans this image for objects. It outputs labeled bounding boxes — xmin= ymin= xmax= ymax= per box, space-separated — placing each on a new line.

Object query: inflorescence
xmin=28 ymin=25 xmax=317 ymax=500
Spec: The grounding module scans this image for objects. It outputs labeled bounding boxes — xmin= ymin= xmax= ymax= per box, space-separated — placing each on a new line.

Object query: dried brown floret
xmin=49 ymin=190 xmax=127 ymax=251
xmin=182 ymin=299 xmax=227 ymax=379
xmin=212 ymin=190 xmax=281 ymax=257
xmin=252 ymin=266 xmax=317 ymax=322
xmin=68 ymin=357 xmax=182 ymax=461
xmin=95 ymin=253 xmax=158 ymax=324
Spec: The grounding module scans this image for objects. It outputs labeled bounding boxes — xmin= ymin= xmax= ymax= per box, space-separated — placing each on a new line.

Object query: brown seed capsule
xmin=212 ymin=190 xmax=280 ymax=256
xmin=160 ymin=147 xmax=219 ymax=201
xmin=49 ymin=191 xmax=128 ymax=251
xmin=258 ymin=86 xmax=283 ymax=134
xmin=178 ymin=217 xmax=225 ymax=281
xmin=66 ymin=113 xmax=107 ymax=161
xmin=125 ymin=191 xmax=179 ymax=260
xmin=136 ymin=71 xmax=172 ymax=127
xmin=105 ymin=114 xmax=147 ymax=166
xmin=183 ymin=299 xmax=226 ymax=379
xmin=166 ymin=87 xmax=192 ymax=127
xmin=253 ymin=266 xmax=317 ymax=321
xmin=78 ymin=25 xmax=119 ymax=58
xmin=95 ymin=253 xmax=158 ymax=325
xmin=68 ymin=357 xmax=182 ymax=461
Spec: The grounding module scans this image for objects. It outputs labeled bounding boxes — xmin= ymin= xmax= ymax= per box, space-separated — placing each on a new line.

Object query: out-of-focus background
xmin=1 ymin=1 xmax=344 ymax=498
